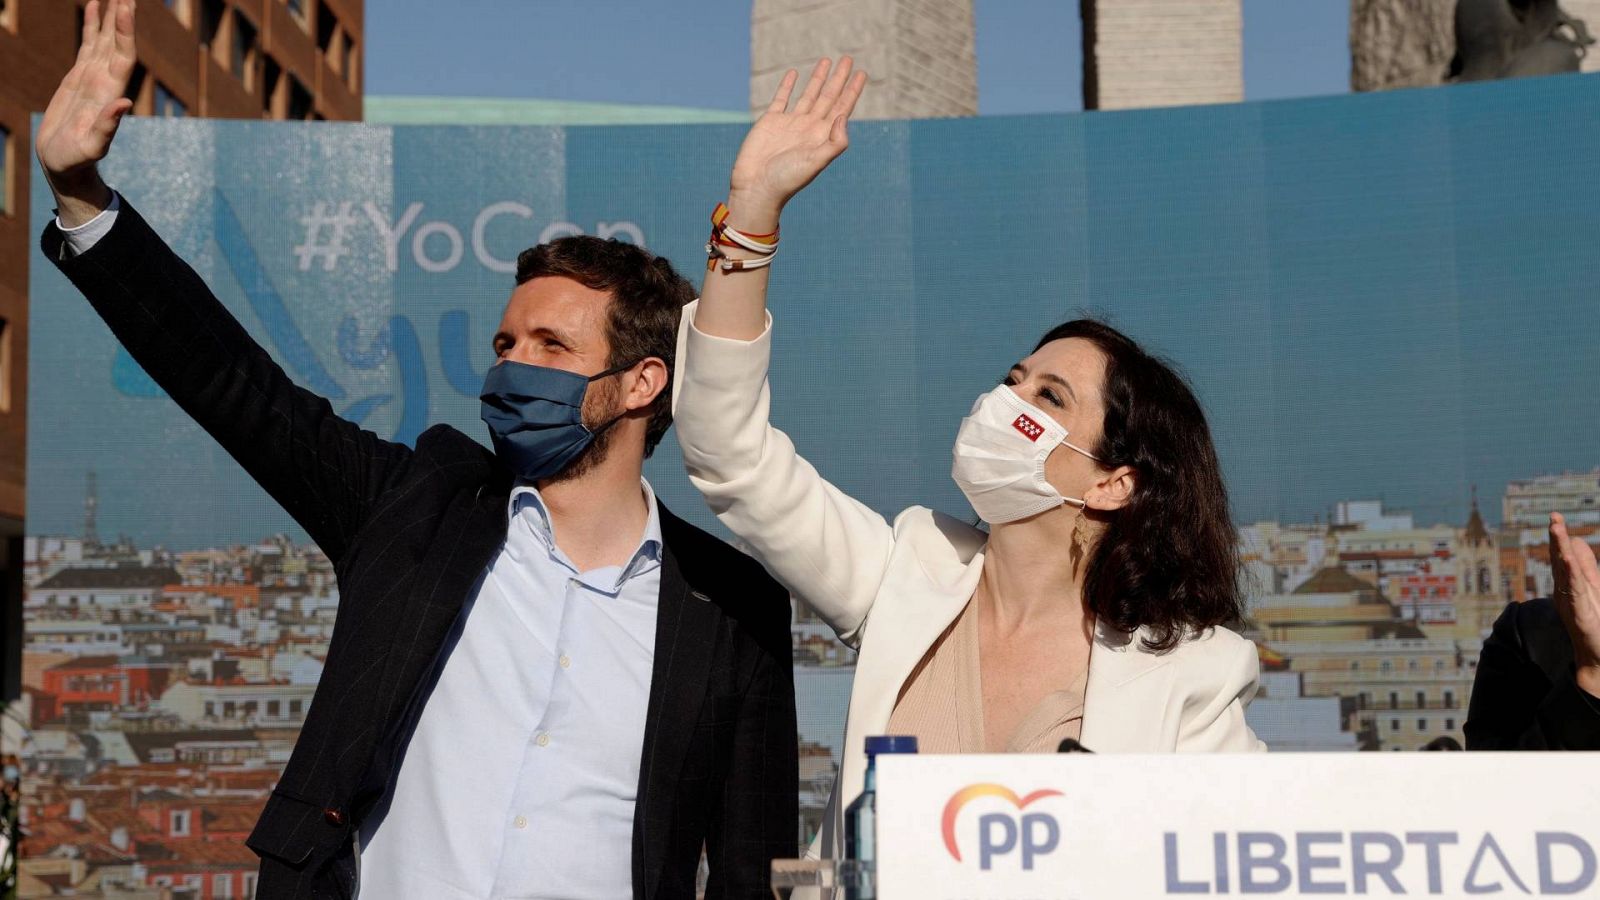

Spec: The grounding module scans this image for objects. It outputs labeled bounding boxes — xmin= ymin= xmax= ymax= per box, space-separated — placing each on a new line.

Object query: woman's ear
xmin=1086 ymin=466 xmax=1137 ymax=512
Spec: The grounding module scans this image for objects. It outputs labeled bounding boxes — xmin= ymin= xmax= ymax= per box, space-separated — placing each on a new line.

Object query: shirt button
xmin=536 ymin=732 xmax=550 ymax=747
xmin=559 ymin=655 xmax=571 ymax=669
xmin=513 ymin=815 xmax=528 ymax=830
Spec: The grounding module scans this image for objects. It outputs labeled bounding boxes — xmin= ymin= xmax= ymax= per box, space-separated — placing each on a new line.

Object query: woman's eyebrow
xmin=1012 ymin=363 xmax=1077 ymax=402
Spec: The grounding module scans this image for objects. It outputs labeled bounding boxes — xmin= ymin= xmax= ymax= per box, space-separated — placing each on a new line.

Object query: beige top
xmin=886 ymin=600 xmax=1089 ymax=754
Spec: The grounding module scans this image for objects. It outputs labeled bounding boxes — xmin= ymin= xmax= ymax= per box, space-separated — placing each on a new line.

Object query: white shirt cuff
xmin=57 ymin=191 xmax=122 ymax=257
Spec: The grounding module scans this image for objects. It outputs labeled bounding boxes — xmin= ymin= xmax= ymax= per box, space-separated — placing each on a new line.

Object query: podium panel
xmin=876 ymin=753 xmax=1600 ymax=899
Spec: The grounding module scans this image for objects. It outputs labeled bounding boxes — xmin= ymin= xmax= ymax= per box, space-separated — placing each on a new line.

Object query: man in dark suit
xmin=1466 ymin=512 xmax=1600 ymax=750
xmin=35 ymin=3 xmax=797 ymax=897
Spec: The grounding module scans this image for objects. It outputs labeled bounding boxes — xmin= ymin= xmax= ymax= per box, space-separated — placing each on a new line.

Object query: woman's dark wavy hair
xmin=1033 ymin=320 xmax=1244 ymax=652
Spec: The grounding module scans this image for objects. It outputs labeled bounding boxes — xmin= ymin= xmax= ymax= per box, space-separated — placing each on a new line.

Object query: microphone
xmin=1056 ymin=738 xmax=1093 ymax=753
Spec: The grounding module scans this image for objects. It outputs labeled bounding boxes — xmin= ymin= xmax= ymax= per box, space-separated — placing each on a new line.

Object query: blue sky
xmin=365 ymin=0 xmax=1351 ymax=113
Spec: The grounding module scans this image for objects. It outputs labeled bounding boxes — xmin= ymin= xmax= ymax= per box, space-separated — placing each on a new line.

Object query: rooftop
xmin=36 ymin=567 xmax=183 ymax=590
xmin=1293 ymin=566 xmax=1381 ymax=599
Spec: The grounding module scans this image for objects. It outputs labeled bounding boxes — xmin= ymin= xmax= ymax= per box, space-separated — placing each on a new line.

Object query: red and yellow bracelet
xmin=707 ymin=202 xmax=780 ymax=271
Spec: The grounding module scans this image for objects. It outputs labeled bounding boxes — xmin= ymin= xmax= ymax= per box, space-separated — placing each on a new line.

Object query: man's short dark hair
xmin=514 ymin=236 xmax=693 ymax=457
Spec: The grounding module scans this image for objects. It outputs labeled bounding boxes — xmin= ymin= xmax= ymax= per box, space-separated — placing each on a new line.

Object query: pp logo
xmin=941 ymin=784 xmax=1063 ymax=871
xmin=1012 ymin=415 xmax=1045 ymax=442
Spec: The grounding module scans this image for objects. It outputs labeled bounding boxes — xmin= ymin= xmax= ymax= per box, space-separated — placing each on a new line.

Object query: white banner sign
xmin=875 ymin=753 xmax=1600 ymax=899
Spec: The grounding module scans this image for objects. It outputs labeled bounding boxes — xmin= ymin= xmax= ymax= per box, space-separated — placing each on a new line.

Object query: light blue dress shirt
xmin=356 ymin=480 xmax=663 ymax=899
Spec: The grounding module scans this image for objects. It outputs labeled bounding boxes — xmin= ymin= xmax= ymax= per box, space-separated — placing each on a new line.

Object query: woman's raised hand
xmin=726 ymin=58 xmax=868 ymax=226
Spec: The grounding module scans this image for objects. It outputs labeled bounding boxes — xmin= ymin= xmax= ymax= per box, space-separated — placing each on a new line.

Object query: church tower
xmin=1455 ymin=487 xmax=1504 ymax=638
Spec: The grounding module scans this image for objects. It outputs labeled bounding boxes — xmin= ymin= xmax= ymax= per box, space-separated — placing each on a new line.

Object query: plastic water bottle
xmin=843 ymin=735 xmax=918 ymax=899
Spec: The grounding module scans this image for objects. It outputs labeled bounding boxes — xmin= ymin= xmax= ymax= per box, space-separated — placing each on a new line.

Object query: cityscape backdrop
xmin=19 ymin=71 xmax=1600 ymax=895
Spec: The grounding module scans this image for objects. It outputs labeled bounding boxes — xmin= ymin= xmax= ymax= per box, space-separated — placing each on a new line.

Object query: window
xmin=287 ymin=75 xmax=313 ymax=120
xmin=204 ymin=701 xmax=216 ymax=717
xmin=267 ymin=699 xmax=281 ymax=717
xmin=171 ymin=810 xmax=191 ymax=836
xmin=124 ymin=63 xmax=148 ymax=112
xmin=232 ymin=13 xmax=258 ymax=90
xmin=263 ymin=57 xmax=283 ymax=116
xmin=1388 ymin=692 xmax=1398 ymax=710
xmin=1349 ymin=660 xmax=1360 ymax=671
xmin=199 ymin=0 xmax=223 ymax=47
xmin=1417 ymin=718 xmax=1427 ymax=730
xmin=243 ymin=873 xmax=257 ymax=896
xmin=154 ymin=82 xmax=186 ymax=118
xmin=289 ymin=699 xmax=303 ymax=716
xmin=1445 ymin=718 xmax=1456 ymax=730
xmin=1390 ymin=719 xmax=1400 ymax=732
xmin=162 ymin=0 xmax=191 ymax=26
xmin=316 ymin=1 xmax=337 ymax=54
xmin=1380 ymin=660 xmax=1393 ymax=674
xmin=213 ymin=873 xmax=232 ymax=898
xmin=0 ymin=316 xmax=8 ymax=417
xmin=1415 ymin=691 xmax=1426 ymax=708
xmin=0 ymin=123 xmax=10 ymax=217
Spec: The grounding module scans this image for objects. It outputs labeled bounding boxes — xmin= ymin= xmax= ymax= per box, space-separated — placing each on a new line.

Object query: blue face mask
xmin=479 ymin=359 xmax=636 ymax=481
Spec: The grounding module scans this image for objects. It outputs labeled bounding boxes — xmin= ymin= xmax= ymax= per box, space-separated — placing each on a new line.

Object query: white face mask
xmin=951 ymin=385 xmax=1102 ymax=524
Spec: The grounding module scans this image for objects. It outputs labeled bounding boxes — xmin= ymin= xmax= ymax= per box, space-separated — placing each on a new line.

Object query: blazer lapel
xmin=632 ymin=513 xmax=718 ymax=900
xmin=1079 ymin=620 xmax=1176 ymax=752
xmin=365 ymin=482 xmax=511 ymax=766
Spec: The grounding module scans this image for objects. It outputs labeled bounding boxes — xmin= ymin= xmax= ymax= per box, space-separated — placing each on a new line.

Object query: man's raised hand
xmin=36 ymin=0 xmax=137 ymax=224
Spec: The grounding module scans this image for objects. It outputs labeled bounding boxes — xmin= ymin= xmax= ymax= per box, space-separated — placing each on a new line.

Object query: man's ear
xmin=1085 ymin=466 xmax=1136 ymax=512
xmin=624 ymin=357 xmax=669 ymax=412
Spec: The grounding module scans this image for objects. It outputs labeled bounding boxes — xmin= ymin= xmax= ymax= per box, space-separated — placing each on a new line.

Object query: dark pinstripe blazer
xmin=43 ymin=202 xmax=798 ymax=899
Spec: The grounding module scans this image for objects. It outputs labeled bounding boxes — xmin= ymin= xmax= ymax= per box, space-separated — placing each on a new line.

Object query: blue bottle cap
xmin=865 ymin=735 xmax=919 ymax=756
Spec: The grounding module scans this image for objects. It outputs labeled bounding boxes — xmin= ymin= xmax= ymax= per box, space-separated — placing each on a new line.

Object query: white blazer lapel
xmin=1079 ymin=619 xmax=1178 ymax=752
xmin=826 ymin=515 xmax=986 ymax=858
xmin=845 ymin=539 xmax=983 ymax=760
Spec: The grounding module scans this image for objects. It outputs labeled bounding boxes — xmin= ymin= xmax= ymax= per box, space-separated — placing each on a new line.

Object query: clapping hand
xmin=1550 ymin=512 xmax=1600 ymax=697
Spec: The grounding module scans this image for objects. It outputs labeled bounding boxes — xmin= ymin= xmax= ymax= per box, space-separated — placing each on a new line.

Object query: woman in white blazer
xmin=674 ymin=58 xmax=1266 ymax=859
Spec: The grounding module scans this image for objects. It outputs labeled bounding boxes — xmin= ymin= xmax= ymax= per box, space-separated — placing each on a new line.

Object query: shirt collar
xmin=508 ymin=477 xmax=665 ymax=574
